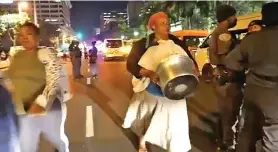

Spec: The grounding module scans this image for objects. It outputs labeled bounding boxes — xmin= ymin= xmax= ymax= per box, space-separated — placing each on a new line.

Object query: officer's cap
xmin=216 ymin=5 xmax=237 ymax=23
xmin=262 ymin=2 xmax=278 ymax=26
xmin=248 ymin=20 xmax=263 ymax=28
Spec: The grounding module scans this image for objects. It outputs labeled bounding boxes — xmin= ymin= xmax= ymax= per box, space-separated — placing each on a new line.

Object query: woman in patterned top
xmin=6 ymin=22 xmax=69 ymax=152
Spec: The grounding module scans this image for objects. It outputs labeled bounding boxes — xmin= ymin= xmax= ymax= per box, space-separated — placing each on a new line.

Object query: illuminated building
xmin=35 ymin=0 xmax=72 ymax=26
xmin=100 ymin=10 xmax=128 ymax=32
xmin=0 ymin=0 xmax=72 ymax=27
xmin=127 ymin=1 xmax=143 ymax=28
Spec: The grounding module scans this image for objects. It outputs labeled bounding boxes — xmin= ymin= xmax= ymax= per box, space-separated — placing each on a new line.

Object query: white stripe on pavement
xmin=86 ymin=105 xmax=94 ymax=137
xmin=87 ymin=77 xmax=91 ymax=85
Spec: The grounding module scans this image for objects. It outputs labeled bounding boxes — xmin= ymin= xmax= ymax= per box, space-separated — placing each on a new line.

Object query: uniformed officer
xmin=209 ymin=5 xmax=243 ymax=152
xmin=227 ymin=19 xmax=263 ymax=152
xmin=247 ymin=20 xmax=263 ymax=34
xmin=225 ymin=2 xmax=278 ymax=152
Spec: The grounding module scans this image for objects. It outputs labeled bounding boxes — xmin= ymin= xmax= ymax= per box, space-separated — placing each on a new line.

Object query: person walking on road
xmin=124 ymin=12 xmax=198 ymax=152
xmin=6 ymin=22 xmax=70 ymax=152
xmin=225 ymin=2 xmax=278 ymax=152
xmin=88 ymin=41 xmax=98 ymax=78
xmin=69 ymin=40 xmax=83 ymax=80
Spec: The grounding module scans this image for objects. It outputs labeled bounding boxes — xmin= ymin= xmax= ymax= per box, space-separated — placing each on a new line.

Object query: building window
xmin=51 ymin=15 xmax=60 ymax=17
xmin=40 ymin=6 xmax=49 ymax=8
xmin=41 ymin=10 xmax=50 ymax=13
xmin=50 ymin=10 xmax=58 ymax=13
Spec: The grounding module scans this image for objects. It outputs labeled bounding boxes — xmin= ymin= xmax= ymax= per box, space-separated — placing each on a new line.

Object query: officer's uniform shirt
xmin=209 ymin=25 xmax=233 ymax=65
xmin=225 ymin=26 xmax=278 ymax=88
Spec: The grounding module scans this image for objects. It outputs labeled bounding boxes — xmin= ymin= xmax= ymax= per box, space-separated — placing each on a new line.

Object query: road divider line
xmin=86 ymin=105 xmax=94 ymax=137
xmin=87 ymin=78 xmax=91 ymax=85
xmin=75 ymin=81 xmax=140 ymax=149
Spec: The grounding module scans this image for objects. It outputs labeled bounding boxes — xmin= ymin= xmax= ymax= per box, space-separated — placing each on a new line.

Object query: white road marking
xmin=86 ymin=105 xmax=94 ymax=137
xmin=86 ymin=77 xmax=91 ymax=85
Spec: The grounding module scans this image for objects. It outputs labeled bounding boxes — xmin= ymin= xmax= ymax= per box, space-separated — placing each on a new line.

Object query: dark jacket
xmin=69 ymin=42 xmax=82 ymax=58
xmin=89 ymin=46 xmax=98 ymax=57
xmin=127 ymin=33 xmax=198 ymax=78
xmin=225 ymin=26 xmax=278 ymax=88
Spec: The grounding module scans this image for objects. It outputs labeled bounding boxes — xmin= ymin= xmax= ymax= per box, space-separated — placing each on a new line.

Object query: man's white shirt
xmin=132 ymin=40 xmax=189 ymax=93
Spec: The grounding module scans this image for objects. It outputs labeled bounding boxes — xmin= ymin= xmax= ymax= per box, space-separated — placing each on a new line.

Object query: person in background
xmin=89 ymin=41 xmax=98 ymax=78
xmin=209 ymin=5 xmax=242 ymax=152
xmin=84 ymin=50 xmax=88 ymax=60
xmin=69 ymin=40 xmax=83 ymax=80
xmin=247 ymin=20 xmax=263 ymax=34
xmin=225 ymin=2 xmax=278 ymax=152
xmin=0 ymin=41 xmax=9 ymax=61
xmin=62 ymin=52 xmax=68 ymax=61
xmin=6 ymin=22 xmax=69 ymax=152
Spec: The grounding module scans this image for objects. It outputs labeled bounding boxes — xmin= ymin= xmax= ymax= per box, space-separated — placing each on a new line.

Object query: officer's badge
xmin=218 ymin=33 xmax=232 ymax=55
xmin=219 ymin=33 xmax=231 ymax=42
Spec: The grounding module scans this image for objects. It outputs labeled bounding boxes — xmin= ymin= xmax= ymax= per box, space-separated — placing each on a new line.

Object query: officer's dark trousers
xmin=145 ymin=142 xmax=167 ymax=152
xmin=235 ymin=99 xmax=262 ymax=152
xmin=215 ymin=82 xmax=243 ymax=146
xmin=71 ymin=57 xmax=81 ymax=79
xmin=236 ymin=84 xmax=278 ymax=152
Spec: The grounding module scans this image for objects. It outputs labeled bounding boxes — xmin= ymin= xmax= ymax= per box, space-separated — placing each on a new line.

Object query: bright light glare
xmin=18 ymin=2 xmax=28 ymax=10
xmin=0 ymin=0 xmax=13 ymax=4
xmin=62 ymin=43 xmax=69 ymax=50
xmin=76 ymin=33 xmax=83 ymax=39
xmin=134 ymin=31 xmax=139 ymax=36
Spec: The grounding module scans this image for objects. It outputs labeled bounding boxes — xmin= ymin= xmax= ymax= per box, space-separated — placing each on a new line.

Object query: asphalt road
xmin=39 ymin=56 xmax=218 ymax=152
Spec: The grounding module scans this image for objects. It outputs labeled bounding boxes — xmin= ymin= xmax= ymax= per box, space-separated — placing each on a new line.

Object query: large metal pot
xmin=157 ymin=54 xmax=199 ymax=100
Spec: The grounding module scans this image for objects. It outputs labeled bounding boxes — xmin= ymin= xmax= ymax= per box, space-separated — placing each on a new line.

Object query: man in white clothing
xmin=124 ymin=12 xmax=196 ymax=152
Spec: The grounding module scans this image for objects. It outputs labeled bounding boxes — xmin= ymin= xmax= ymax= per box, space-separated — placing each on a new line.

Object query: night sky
xmin=70 ymin=1 xmax=128 ymax=40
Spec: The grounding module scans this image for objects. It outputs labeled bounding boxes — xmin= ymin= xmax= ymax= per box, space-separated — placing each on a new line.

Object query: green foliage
xmin=0 ymin=9 xmax=31 ymax=37
xmin=229 ymin=1 xmax=265 ymax=16
xmin=118 ymin=20 xmax=147 ymax=39
xmin=0 ymin=9 xmax=8 ymax=16
xmin=136 ymin=1 xmax=267 ymax=33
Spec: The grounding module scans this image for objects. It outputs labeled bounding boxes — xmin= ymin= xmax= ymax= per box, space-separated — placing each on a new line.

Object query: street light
xmin=133 ymin=31 xmax=139 ymax=37
xmin=76 ymin=32 xmax=83 ymax=40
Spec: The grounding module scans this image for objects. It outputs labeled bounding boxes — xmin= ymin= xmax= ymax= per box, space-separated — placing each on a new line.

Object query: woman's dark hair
xmin=19 ymin=22 xmax=40 ymax=36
